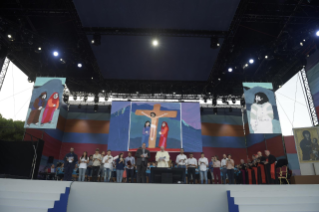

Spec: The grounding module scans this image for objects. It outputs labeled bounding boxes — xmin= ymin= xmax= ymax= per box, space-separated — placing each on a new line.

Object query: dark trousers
xmin=126 ymin=169 xmax=135 ymax=183
xmin=92 ymin=166 xmax=100 ymax=182
xmin=227 ymin=169 xmax=235 ymax=184
xmin=213 ymin=168 xmax=221 ymax=184
xmin=188 ymin=168 xmax=196 ymax=184
xmin=137 ymin=161 xmax=147 ymax=183
xmin=63 ymin=164 xmax=74 ymax=181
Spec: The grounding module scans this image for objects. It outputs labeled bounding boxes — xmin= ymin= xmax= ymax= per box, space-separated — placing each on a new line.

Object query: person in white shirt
xmin=92 ymin=148 xmax=102 ymax=182
xmin=102 ymin=150 xmax=114 ymax=182
xmin=78 ymin=151 xmax=89 ymax=181
xmin=186 ymin=153 xmax=197 ymax=184
xmin=125 ymin=152 xmax=135 ymax=183
xmin=198 ymin=152 xmax=209 ymax=184
xmin=155 ymin=146 xmax=170 ymax=167
xmin=176 ymin=148 xmax=187 ymax=183
xmin=99 ymin=151 xmax=106 ymax=182
xmin=221 ymin=154 xmax=228 ymax=184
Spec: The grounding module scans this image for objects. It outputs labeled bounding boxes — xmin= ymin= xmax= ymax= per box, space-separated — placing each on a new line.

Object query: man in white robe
xmin=156 ymin=146 xmax=170 ymax=167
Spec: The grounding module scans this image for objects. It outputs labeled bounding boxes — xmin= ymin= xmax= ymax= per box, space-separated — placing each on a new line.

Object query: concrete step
xmin=0 ymin=190 xmax=61 ymax=201
xmin=0 ymin=205 xmax=48 ymax=212
xmin=0 ymin=198 xmax=54 ymax=208
xmin=235 ymin=196 xmax=319 ymax=205
xmin=229 ymin=185 xmax=319 ymax=192
xmin=238 ymin=203 xmax=319 ymax=212
xmin=231 ymin=190 xmax=319 ymax=197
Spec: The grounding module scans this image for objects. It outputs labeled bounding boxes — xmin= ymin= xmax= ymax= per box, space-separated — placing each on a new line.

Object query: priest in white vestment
xmin=156 ymin=146 xmax=170 ymax=167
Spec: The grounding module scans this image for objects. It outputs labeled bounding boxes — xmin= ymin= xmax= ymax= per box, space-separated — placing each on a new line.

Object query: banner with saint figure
xmin=293 ymin=127 xmax=319 ymax=163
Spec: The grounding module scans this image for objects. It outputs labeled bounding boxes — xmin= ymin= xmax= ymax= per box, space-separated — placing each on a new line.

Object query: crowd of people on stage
xmin=44 ymin=143 xmax=279 ymax=184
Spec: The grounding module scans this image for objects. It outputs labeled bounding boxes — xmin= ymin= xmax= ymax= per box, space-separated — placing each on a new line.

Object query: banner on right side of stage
xmin=293 ymin=127 xmax=319 ymax=163
xmin=243 ymin=82 xmax=281 ymax=134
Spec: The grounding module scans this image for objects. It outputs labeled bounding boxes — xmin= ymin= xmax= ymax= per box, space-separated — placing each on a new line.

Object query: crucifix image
xmin=135 ymin=104 xmax=177 ymax=148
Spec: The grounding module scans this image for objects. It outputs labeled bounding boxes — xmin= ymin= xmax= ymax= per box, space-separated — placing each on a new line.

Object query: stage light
xmin=204 ymin=97 xmax=207 ymax=103
xmin=152 ymin=39 xmax=158 ymax=46
xmin=210 ymin=37 xmax=220 ymax=49
xmin=212 ymin=99 xmax=217 ymax=106
xmin=231 ymin=97 xmax=236 ymax=104
xmin=7 ymin=31 xmax=16 ymax=41
xmin=102 ymin=90 xmax=105 ymax=93
xmin=265 ymin=54 xmax=274 ymax=60
xmin=60 ymin=58 xmax=66 ymax=64
xmin=249 ymin=59 xmax=254 ymax=64
xmin=222 ymin=97 xmax=227 ymax=104
xmin=63 ymin=95 xmax=69 ymax=103
xmin=35 ymin=46 xmax=42 ymax=53
xmin=77 ymin=63 xmax=82 ymax=68
xmin=105 ymin=95 xmax=108 ymax=101
xmin=94 ymin=95 xmax=99 ymax=103
xmin=78 ymin=104 xmax=81 ymax=109
xmin=303 ymin=39 xmax=306 ymax=42
xmin=218 ymin=78 xmax=221 ymax=81
xmin=91 ymin=77 xmax=93 ymax=80
xmin=228 ymin=68 xmax=233 ymax=72
xmin=84 ymin=95 xmax=88 ymax=102
xmin=92 ymin=33 xmax=101 ymax=46
xmin=300 ymin=42 xmax=303 ymax=46
xmin=316 ymin=31 xmax=319 ymax=37
xmin=94 ymin=104 xmax=99 ymax=112
xmin=240 ymin=99 xmax=245 ymax=107
xmin=53 ymin=51 xmax=59 ymax=57
xmin=73 ymin=95 xmax=77 ymax=101
xmin=265 ymin=55 xmax=268 ymax=59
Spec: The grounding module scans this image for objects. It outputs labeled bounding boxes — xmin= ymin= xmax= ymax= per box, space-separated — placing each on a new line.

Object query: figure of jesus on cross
xmin=135 ymin=104 xmax=177 ymax=148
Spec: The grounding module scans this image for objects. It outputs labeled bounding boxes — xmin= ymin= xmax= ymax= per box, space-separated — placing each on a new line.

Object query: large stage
xmin=1 ymin=179 xmax=319 ymax=212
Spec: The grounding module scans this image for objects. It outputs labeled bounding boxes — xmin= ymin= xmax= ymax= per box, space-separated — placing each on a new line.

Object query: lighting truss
xmin=0 ymin=57 xmax=10 ymax=92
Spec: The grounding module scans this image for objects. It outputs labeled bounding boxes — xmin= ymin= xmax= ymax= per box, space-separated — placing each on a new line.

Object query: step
xmin=235 ymin=196 xmax=319 ymax=205
xmin=238 ymin=203 xmax=319 ymax=212
xmin=0 ymin=205 xmax=48 ymax=212
xmin=0 ymin=190 xmax=61 ymax=201
xmin=231 ymin=190 xmax=319 ymax=197
xmin=0 ymin=198 xmax=54 ymax=208
xmin=229 ymin=185 xmax=319 ymax=192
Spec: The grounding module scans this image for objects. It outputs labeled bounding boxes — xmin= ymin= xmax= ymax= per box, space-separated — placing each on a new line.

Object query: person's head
xmin=70 ymin=147 xmax=74 ymax=153
xmin=51 ymin=164 xmax=55 ymax=168
xmin=147 ymin=162 xmax=150 ymax=166
xmin=240 ymin=159 xmax=245 ymax=164
xmin=189 ymin=153 xmax=193 ymax=158
xmin=40 ymin=92 xmax=47 ymax=99
xmin=53 ymin=93 xmax=59 ymax=99
xmin=150 ymin=112 xmax=156 ymax=117
xmin=223 ymin=154 xmax=227 ymax=159
xmin=180 ymin=148 xmax=184 ymax=154
xmin=313 ymin=138 xmax=318 ymax=144
xmin=61 ymin=163 xmax=64 ymax=167
xmin=95 ymin=148 xmax=100 ymax=154
xmin=303 ymin=130 xmax=311 ymax=140
xmin=89 ymin=155 xmax=93 ymax=160
xmin=152 ymin=162 xmax=156 ymax=166
xmin=107 ymin=150 xmax=111 ymax=155
xmin=215 ymin=155 xmax=219 ymax=160
xmin=160 ymin=146 xmax=165 ymax=152
xmin=162 ymin=122 xmax=166 ymax=127
xmin=254 ymin=92 xmax=269 ymax=104
xmin=228 ymin=154 xmax=232 ymax=159
xmin=128 ymin=152 xmax=132 ymax=157
xmin=257 ymin=151 xmax=262 ymax=157
xmin=201 ymin=152 xmax=204 ymax=158
xmin=265 ymin=150 xmax=270 ymax=156
xmin=252 ymin=154 xmax=255 ymax=160
xmin=144 ymin=121 xmax=150 ymax=127
xmin=142 ymin=143 xmax=146 ymax=149
xmin=119 ymin=153 xmax=124 ymax=158
xmin=101 ymin=151 xmax=106 ymax=156
xmin=82 ymin=151 xmax=87 ymax=158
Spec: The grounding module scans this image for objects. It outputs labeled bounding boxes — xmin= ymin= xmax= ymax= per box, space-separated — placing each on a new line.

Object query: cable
xmin=277 ymin=98 xmax=293 ymax=126
xmin=276 ymin=92 xmax=307 ymax=107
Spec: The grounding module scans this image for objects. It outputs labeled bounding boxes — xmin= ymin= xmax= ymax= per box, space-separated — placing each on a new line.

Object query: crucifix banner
xmin=108 ymin=101 xmax=202 ymax=152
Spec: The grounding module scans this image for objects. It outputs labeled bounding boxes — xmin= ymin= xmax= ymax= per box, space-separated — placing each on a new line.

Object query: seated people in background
xmin=72 ymin=164 xmax=79 ymax=180
xmin=221 ymin=154 xmax=228 ymax=184
xmin=239 ymin=159 xmax=247 ymax=184
xmin=47 ymin=164 xmax=56 ymax=180
xmin=115 ymin=153 xmax=125 ymax=183
xmin=152 ymin=162 xmax=157 ymax=167
xmin=125 ymin=152 xmax=135 ymax=183
xmin=213 ymin=156 xmax=221 ymax=184
xmin=198 ymin=152 xmax=208 ymax=184
xmin=209 ymin=156 xmax=214 ymax=184
xmin=78 ymin=151 xmax=89 ymax=181
xmin=264 ymin=150 xmax=277 ymax=184
xmin=256 ymin=151 xmax=267 ymax=184
xmin=252 ymin=154 xmax=259 ymax=184
xmin=102 ymin=150 xmax=114 ymax=182
xmin=186 ymin=153 xmax=197 ymax=184
xmin=226 ymin=154 xmax=235 ymax=184
xmin=156 ymin=146 xmax=170 ymax=167
xmin=86 ymin=155 xmax=93 ymax=178
xmin=57 ymin=163 xmax=64 ymax=181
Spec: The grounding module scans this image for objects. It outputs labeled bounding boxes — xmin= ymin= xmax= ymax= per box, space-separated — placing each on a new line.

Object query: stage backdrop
xmin=293 ymin=126 xmax=319 ymax=163
xmin=243 ymin=82 xmax=281 ymax=134
xmin=24 ymin=77 xmax=66 ymax=129
xmin=108 ymin=102 xmax=202 ymax=152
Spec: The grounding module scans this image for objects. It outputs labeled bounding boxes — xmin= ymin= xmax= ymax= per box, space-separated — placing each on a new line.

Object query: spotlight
xmin=210 ymin=37 xmax=220 ymax=49
xmin=6 ymin=31 xmax=16 ymax=41
xmin=91 ymin=77 xmax=93 ymax=80
xmin=222 ymin=97 xmax=227 ymax=104
xmin=212 ymin=98 xmax=217 ymax=106
xmin=300 ymin=42 xmax=303 ymax=46
xmin=240 ymin=99 xmax=245 ymax=107
xmin=35 ymin=46 xmax=42 ymax=53
xmin=63 ymin=95 xmax=69 ymax=103
xmin=218 ymin=78 xmax=221 ymax=81
xmin=265 ymin=55 xmax=268 ymax=59
xmin=84 ymin=95 xmax=88 ymax=102
xmin=77 ymin=63 xmax=82 ymax=68
xmin=59 ymin=58 xmax=66 ymax=64
xmin=249 ymin=59 xmax=254 ymax=64
xmin=53 ymin=51 xmax=59 ymax=57
xmin=265 ymin=54 xmax=274 ymax=60
xmin=102 ymin=90 xmax=105 ymax=93
xmin=231 ymin=97 xmax=236 ymax=104
xmin=94 ymin=104 xmax=99 ymax=112
xmin=228 ymin=68 xmax=233 ymax=72
xmin=203 ymin=97 xmax=207 ymax=103
xmin=27 ymin=76 xmax=34 ymax=83
xmin=92 ymin=33 xmax=101 ymax=46
xmin=316 ymin=31 xmax=319 ymax=37
xmin=152 ymin=39 xmax=158 ymax=46
xmin=94 ymin=95 xmax=99 ymax=103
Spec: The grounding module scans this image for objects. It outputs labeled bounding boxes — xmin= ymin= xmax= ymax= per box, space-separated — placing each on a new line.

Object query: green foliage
xmin=0 ymin=114 xmax=25 ymax=141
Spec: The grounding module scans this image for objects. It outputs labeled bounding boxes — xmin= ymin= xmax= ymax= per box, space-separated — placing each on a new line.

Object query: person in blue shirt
xmin=72 ymin=164 xmax=79 ymax=176
xmin=57 ymin=163 xmax=64 ymax=181
xmin=115 ymin=153 xmax=125 ymax=183
xmin=146 ymin=162 xmax=154 ymax=183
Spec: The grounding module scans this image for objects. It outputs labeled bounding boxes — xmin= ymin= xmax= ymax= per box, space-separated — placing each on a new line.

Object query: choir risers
xmin=235 ymin=196 xmax=319 ymax=205
xmin=0 ymin=205 xmax=48 ymax=212
xmin=0 ymin=198 xmax=54 ymax=208
xmin=238 ymin=203 xmax=319 ymax=212
xmin=0 ymin=190 xmax=61 ymax=201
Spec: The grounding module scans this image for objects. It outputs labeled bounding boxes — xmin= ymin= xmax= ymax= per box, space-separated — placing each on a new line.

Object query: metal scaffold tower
xmin=0 ymin=57 xmax=10 ymax=92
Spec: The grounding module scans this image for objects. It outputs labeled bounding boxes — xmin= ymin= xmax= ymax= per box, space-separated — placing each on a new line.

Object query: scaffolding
xmin=0 ymin=57 xmax=10 ymax=92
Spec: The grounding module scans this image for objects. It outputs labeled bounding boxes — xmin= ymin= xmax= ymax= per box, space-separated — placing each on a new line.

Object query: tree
xmin=0 ymin=114 xmax=25 ymax=141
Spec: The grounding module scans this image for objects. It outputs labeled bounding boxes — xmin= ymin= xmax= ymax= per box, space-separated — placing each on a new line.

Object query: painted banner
xmin=24 ymin=77 xmax=66 ymax=129
xmin=108 ymin=102 xmax=202 ymax=152
xmin=243 ymin=82 xmax=281 ymax=134
xmin=293 ymin=127 xmax=319 ymax=163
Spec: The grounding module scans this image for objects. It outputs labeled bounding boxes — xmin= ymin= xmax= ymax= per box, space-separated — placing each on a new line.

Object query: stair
xmin=0 ymin=179 xmax=71 ymax=212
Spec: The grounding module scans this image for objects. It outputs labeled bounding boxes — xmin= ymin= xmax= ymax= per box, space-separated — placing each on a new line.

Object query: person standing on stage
xmin=176 ymin=148 xmax=187 ymax=183
xmin=125 ymin=152 xmax=135 ymax=183
xmin=198 ymin=152 xmax=208 ymax=184
xmin=226 ymin=154 xmax=235 ymax=184
xmin=63 ymin=147 xmax=78 ymax=181
xmin=156 ymin=146 xmax=170 ymax=167
xmin=102 ymin=150 xmax=113 ymax=182
xmin=78 ymin=151 xmax=89 ymax=181
xmin=135 ymin=143 xmax=150 ymax=183
xmin=92 ymin=148 xmax=102 ymax=182
xmin=221 ymin=154 xmax=227 ymax=184
xmin=186 ymin=153 xmax=197 ymax=184
xmin=115 ymin=153 xmax=125 ymax=183
xmin=264 ymin=150 xmax=277 ymax=184
xmin=99 ymin=151 xmax=106 ymax=181
xmin=212 ymin=156 xmax=221 ymax=184
xmin=256 ymin=151 xmax=267 ymax=184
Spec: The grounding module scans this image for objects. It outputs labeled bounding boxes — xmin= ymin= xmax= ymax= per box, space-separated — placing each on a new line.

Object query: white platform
xmin=0 ymin=179 xmax=70 ymax=212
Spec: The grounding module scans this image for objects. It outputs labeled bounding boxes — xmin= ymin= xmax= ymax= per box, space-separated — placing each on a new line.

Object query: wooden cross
xmin=135 ymin=104 xmax=177 ymax=148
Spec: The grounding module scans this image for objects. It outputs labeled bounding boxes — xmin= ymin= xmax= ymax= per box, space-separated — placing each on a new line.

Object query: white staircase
xmin=229 ymin=185 xmax=319 ymax=212
xmin=0 ymin=179 xmax=71 ymax=212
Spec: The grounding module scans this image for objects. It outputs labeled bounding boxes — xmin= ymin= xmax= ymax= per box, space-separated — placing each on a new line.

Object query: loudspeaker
xmin=47 ymin=156 xmax=54 ymax=164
